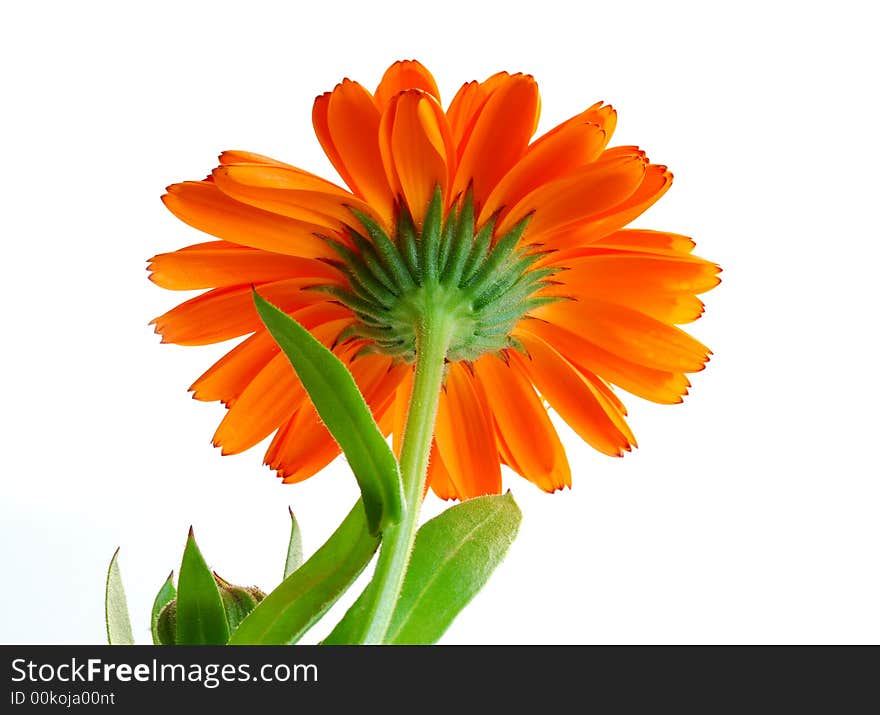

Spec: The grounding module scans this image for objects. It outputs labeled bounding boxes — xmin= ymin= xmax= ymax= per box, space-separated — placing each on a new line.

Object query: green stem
xmin=360 ymin=303 xmax=452 ymax=645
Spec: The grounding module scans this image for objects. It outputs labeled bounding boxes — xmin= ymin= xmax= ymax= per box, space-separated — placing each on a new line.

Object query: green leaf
xmin=176 ymin=528 xmax=230 ymax=645
xmin=105 ymin=548 xmax=135 ymax=645
xmin=228 ymin=501 xmax=380 ymax=645
xmin=150 ymin=571 xmax=176 ymax=645
xmin=284 ymin=508 xmax=304 ymax=579
xmin=324 ymin=493 xmax=521 ymax=645
xmin=253 ymin=290 xmax=403 ymax=535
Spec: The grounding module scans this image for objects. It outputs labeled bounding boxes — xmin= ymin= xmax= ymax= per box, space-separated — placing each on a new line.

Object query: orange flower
xmin=150 ymin=60 xmax=719 ymax=500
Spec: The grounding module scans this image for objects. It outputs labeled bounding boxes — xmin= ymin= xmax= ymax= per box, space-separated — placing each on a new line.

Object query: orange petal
xmin=547 ymin=251 xmax=720 ymax=323
xmin=211 ymin=163 xmax=376 ymax=230
xmin=379 ymin=90 xmax=454 ymax=225
xmin=512 ymin=333 xmax=635 ymax=457
xmin=473 ymin=353 xmax=570 ymax=492
xmin=319 ymin=79 xmax=394 ymax=226
xmin=480 ymin=119 xmax=609 ymax=224
xmin=217 ymin=150 xmax=296 ymax=168
xmin=266 ymin=403 xmax=342 ymax=483
xmin=529 ymin=299 xmax=711 ymax=373
xmin=518 ymin=319 xmax=690 ymax=404
xmin=592 ymin=228 xmax=696 ymax=254
xmin=374 ymin=59 xmax=440 ymax=107
xmin=211 ymin=317 xmax=352 ymax=454
xmin=451 ymin=74 xmax=541 ymax=207
xmin=390 ymin=366 xmax=414 ymax=458
xmin=265 ymin=351 xmax=400 ymax=483
xmin=434 ymin=363 xmax=502 ymax=498
xmin=148 ymin=240 xmax=341 ymax=291
xmin=213 ymin=352 xmax=306 ymax=455
xmin=313 ymin=92 xmax=361 ymax=200
xmin=150 ymin=280 xmax=344 ymax=346
xmin=190 ymin=330 xmax=279 ymax=406
xmin=546 ymin=164 xmax=673 ymax=248
xmin=445 ymin=73 xmax=509 ymax=149
xmin=426 ymin=441 xmax=460 ymax=500
xmin=499 ymin=152 xmax=647 ymax=238
xmin=543 ymin=102 xmax=617 ymax=145
xmin=162 ymin=181 xmax=336 ymax=259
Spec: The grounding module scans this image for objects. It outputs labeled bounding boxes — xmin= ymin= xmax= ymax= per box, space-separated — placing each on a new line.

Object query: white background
xmin=1 ymin=1 xmax=877 ymax=645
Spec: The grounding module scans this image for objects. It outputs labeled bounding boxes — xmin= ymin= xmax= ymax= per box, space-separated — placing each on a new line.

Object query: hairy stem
xmin=360 ymin=302 xmax=452 ymax=644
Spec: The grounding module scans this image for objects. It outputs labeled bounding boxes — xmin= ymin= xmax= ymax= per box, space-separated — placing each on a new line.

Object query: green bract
xmin=319 ymin=187 xmax=560 ymax=363
xmin=105 ymin=549 xmax=134 ymax=645
xmin=175 ymin=529 xmax=230 ymax=645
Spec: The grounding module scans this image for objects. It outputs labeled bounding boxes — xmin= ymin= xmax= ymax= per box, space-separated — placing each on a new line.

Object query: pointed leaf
xmin=389 ymin=493 xmax=521 ymax=644
xmin=150 ymin=571 xmax=176 ymax=645
xmin=253 ymin=290 xmax=403 ymax=534
xmin=176 ymin=529 xmax=230 ymax=645
xmin=284 ymin=508 xmax=304 ymax=579
xmin=325 ymin=493 xmax=521 ymax=644
xmin=105 ymin=548 xmax=135 ymax=645
xmin=228 ymin=500 xmax=380 ymax=645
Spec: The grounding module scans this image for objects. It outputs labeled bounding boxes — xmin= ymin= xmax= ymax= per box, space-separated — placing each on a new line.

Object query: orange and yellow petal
xmin=445 ymin=72 xmax=509 ymax=149
xmin=512 ymin=332 xmax=636 ymax=457
xmin=426 ymin=442 xmax=460 ymax=500
xmin=530 ymin=299 xmax=711 ymax=373
xmin=148 ymin=240 xmax=341 ymax=291
xmin=210 ymin=162 xmax=375 ymax=230
xmin=543 ymin=249 xmax=720 ymax=324
xmin=379 ymin=90 xmax=455 ymax=225
xmin=519 ymin=319 xmax=691 ymax=404
xmin=473 ymin=353 xmax=570 ymax=492
xmin=501 ymin=151 xmax=647 ymax=238
xmin=161 ymin=181 xmax=335 ymax=259
xmin=544 ymin=164 xmax=674 ymax=249
xmin=480 ymin=113 xmax=610 ymax=224
xmin=151 ymin=281 xmax=345 ymax=346
xmin=591 ymin=228 xmax=696 ymax=255
xmin=211 ymin=317 xmax=352 ymax=455
xmin=451 ymin=73 xmax=541 ymax=207
xmin=312 ymin=80 xmax=394 ymax=226
xmin=374 ymin=59 xmax=440 ymax=107
xmin=434 ymin=363 xmax=502 ymax=498
xmin=189 ymin=331 xmax=278 ymax=407
xmin=265 ymin=351 xmax=405 ymax=482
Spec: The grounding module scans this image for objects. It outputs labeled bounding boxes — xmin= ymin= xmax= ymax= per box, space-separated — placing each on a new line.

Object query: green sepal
xmin=228 ymin=500 xmax=380 ymax=645
xmin=345 ymin=230 xmax=399 ymax=293
xmin=284 ymin=507 xmax=304 ymax=579
xmin=254 ymin=291 xmax=404 ymax=535
xmin=462 ymin=213 xmax=533 ymax=292
xmin=324 ymin=493 xmax=521 ymax=645
xmin=150 ymin=571 xmax=176 ymax=645
xmin=396 ymin=206 xmax=422 ymax=283
xmin=459 ymin=216 xmax=496 ymax=286
xmin=214 ymin=574 xmax=266 ymax=632
xmin=489 ymin=295 xmax=564 ymax=327
xmin=473 ymin=264 xmax=558 ymax=314
xmin=349 ymin=209 xmax=415 ymax=290
xmin=321 ymin=237 xmax=397 ymax=307
xmin=443 ymin=189 xmax=475 ymax=287
xmin=420 ymin=186 xmax=444 ymax=283
xmin=155 ymin=601 xmax=177 ymax=646
xmin=309 ymin=285 xmax=389 ymax=324
xmin=175 ymin=528 xmax=230 ymax=645
xmin=437 ymin=199 xmax=458 ymax=275
xmin=105 ymin=548 xmax=135 ymax=645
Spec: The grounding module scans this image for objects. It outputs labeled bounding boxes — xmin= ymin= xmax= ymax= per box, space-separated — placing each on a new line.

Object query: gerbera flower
xmin=150 ymin=59 xmax=719 ymax=500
